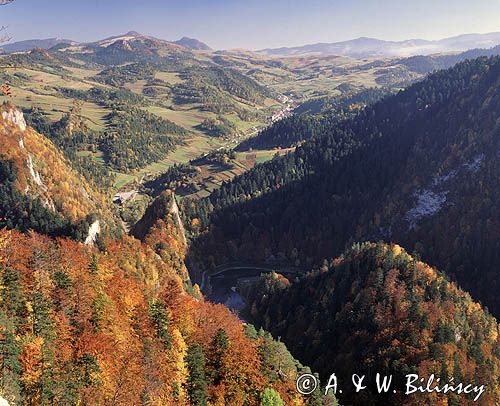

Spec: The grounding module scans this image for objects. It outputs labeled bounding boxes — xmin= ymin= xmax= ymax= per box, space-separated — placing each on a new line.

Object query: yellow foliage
xmin=0 ymin=109 xmax=116 ymax=224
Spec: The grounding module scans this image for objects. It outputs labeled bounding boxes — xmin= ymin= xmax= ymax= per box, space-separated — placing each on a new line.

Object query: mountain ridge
xmin=0 ymin=31 xmax=211 ymax=54
xmin=0 ymin=37 xmax=78 ymax=53
xmin=258 ymin=31 xmax=500 ymax=58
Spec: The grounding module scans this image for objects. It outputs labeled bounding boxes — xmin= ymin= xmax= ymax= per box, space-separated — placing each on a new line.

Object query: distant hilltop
xmin=174 ymin=36 xmax=212 ymax=51
xmin=0 ymin=31 xmax=212 ymax=53
xmin=0 ymin=37 xmax=78 ymax=53
xmin=258 ymin=31 xmax=500 ymax=58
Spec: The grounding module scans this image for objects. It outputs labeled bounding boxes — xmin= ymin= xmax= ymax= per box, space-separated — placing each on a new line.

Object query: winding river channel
xmin=205 ymin=264 xmax=301 ymax=314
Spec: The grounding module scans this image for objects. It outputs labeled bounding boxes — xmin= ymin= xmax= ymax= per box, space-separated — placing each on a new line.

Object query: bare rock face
xmin=85 ymin=220 xmax=101 ymax=245
xmin=27 ymin=154 xmax=44 ymax=188
xmin=1 ymin=108 xmax=27 ymax=132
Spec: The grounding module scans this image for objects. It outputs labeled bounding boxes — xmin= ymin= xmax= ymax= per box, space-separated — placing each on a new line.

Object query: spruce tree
xmin=185 ymin=343 xmax=208 ymax=406
xmin=207 ymin=328 xmax=229 ymax=386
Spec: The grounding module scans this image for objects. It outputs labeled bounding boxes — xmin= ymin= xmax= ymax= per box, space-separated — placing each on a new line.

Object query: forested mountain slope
xmin=0 ymin=107 xmax=323 ymax=405
xmin=0 ymin=103 xmax=118 ymax=240
xmin=185 ymin=56 xmax=500 ymax=316
xmin=236 ymin=87 xmax=390 ymax=151
xmin=400 ymin=44 xmax=500 ymax=74
xmin=0 ymin=226 xmax=314 ymax=405
xmin=242 ymin=243 xmax=500 ymax=405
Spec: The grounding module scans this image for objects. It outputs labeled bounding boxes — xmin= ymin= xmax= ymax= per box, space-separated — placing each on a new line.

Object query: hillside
xmin=242 ymin=243 xmax=500 ymax=405
xmin=53 ymin=31 xmax=190 ymax=66
xmin=237 ymin=87 xmax=390 ymax=150
xmin=184 ymin=56 xmax=500 ymax=318
xmin=0 ymin=226 xmax=314 ymax=405
xmin=400 ymin=44 xmax=500 ymax=74
xmin=0 ymin=103 xmax=118 ymax=241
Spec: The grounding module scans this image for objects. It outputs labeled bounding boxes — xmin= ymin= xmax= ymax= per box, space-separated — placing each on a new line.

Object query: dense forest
xmin=184 ymin=56 xmax=500 ymax=318
xmin=0 ymin=226 xmax=317 ymax=405
xmin=241 ymin=243 xmax=500 ymax=405
xmin=294 ymin=87 xmax=391 ymax=115
xmin=56 ymin=86 xmax=149 ymax=108
xmin=183 ymin=67 xmax=269 ymax=104
xmin=236 ymin=113 xmax=351 ymax=151
xmin=101 ymin=105 xmax=187 ymax=171
xmin=172 ymin=68 xmax=267 ymax=119
xmin=235 ymin=88 xmax=392 ymax=151
xmin=25 ymin=90 xmax=188 ymax=174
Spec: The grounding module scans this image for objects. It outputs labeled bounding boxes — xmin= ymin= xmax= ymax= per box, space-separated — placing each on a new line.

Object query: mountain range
xmin=259 ymin=31 xmax=500 ymax=58
xmin=0 ymin=31 xmax=212 ymax=53
xmin=5 ymin=31 xmax=500 ymax=59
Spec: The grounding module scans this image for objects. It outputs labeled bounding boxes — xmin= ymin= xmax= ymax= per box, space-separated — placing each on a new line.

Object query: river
xmin=205 ymin=265 xmax=300 ymax=314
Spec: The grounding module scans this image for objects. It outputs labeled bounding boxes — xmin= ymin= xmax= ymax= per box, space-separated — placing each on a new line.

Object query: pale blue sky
xmin=1 ymin=0 xmax=500 ymax=50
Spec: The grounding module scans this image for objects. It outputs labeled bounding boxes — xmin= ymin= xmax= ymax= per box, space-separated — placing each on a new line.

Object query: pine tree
xmin=150 ymin=302 xmax=173 ymax=350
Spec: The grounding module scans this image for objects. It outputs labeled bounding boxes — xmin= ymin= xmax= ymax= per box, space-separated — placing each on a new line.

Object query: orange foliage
xmin=0 ymin=228 xmax=303 ymax=405
xmin=0 ymin=105 xmax=115 ymax=224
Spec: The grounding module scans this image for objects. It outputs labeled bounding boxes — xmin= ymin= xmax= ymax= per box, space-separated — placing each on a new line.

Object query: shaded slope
xmin=186 ymin=56 xmax=500 ymax=316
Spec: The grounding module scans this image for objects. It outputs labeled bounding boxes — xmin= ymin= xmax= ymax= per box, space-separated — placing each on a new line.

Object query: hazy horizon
xmin=2 ymin=0 xmax=500 ymax=50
